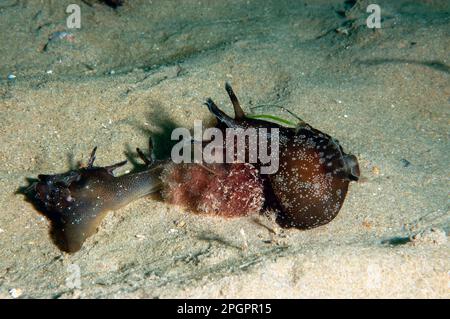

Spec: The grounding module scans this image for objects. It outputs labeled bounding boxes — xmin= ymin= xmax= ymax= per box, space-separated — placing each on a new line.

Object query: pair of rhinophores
xmin=25 ymin=83 xmax=360 ymax=253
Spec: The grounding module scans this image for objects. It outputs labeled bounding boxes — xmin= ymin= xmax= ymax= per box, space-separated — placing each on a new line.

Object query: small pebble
xmin=336 ymin=27 xmax=349 ymax=35
xmin=400 ymin=159 xmax=411 ymax=167
xmin=9 ymin=288 xmax=23 ymax=298
xmin=135 ymin=234 xmax=146 ymax=240
xmin=371 ymin=166 xmax=380 ymax=175
xmin=174 ymin=220 xmax=186 ymax=228
xmin=362 ymin=220 xmax=372 ymax=229
xmin=50 ymin=31 xmax=69 ymax=40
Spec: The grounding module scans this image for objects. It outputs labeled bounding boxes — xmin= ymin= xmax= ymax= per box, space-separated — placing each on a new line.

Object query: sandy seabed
xmin=0 ymin=0 xmax=448 ymax=298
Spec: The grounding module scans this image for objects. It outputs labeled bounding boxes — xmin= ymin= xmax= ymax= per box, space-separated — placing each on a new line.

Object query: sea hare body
xmin=162 ymin=162 xmax=264 ymax=217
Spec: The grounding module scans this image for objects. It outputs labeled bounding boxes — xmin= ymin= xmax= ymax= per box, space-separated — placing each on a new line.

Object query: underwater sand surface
xmin=0 ymin=0 xmax=448 ymax=298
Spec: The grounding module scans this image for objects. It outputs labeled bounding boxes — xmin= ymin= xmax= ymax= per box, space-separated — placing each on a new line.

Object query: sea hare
xmin=26 ymin=83 xmax=359 ymax=252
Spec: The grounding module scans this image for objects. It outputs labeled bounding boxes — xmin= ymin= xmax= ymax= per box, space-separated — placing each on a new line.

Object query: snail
xmin=24 ymin=83 xmax=359 ymax=253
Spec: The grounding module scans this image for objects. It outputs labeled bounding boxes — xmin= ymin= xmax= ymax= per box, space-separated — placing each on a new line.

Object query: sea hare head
xmin=28 ymin=146 xmax=163 ymax=253
xmin=33 ymin=167 xmax=119 ymax=253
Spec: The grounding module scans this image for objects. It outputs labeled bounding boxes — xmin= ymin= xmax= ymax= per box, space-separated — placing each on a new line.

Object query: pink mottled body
xmin=162 ymin=163 xmax=264 ymax=217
